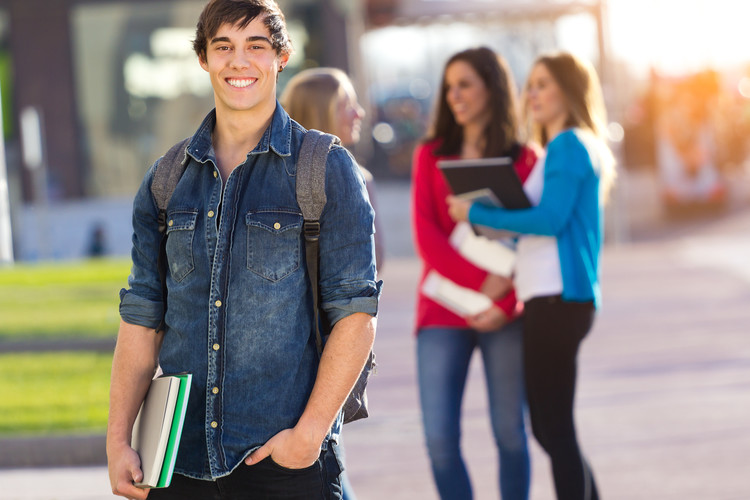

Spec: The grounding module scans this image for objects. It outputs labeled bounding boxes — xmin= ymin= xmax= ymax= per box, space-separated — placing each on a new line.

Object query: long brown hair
xmin=280 ymin=68 xmax=351 ymax=134
xmin=425 ymin=47 xmax=520 ymax=158
xmin=525 ymin=52 xmax=616 ymax=196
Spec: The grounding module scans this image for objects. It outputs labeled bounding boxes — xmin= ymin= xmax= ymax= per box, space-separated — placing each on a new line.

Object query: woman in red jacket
xmin=411 ymin=47 xmax=538 ymax=500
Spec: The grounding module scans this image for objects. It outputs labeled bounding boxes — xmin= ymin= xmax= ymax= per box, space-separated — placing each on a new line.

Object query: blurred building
xmin=359 ymin=0 xmax=610 ymax=177
xmin=0 ymin=0 xmax=610 ymax=259
xmin=0 ymin=0 xmax=609 ymax=201
xmin=0 ymin=0 xmax=367 ymax=204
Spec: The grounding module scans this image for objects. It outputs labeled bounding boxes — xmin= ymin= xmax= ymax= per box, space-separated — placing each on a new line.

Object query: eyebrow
xmin=210 ymin=35 xmax=272 ymax=45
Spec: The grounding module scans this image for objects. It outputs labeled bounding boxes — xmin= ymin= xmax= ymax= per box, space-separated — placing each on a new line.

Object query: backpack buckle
xmin=303 ymin=220 xmax=321 ymax=242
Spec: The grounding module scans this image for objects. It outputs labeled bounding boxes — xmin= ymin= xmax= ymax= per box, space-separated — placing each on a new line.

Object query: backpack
xmin=150 ymin=129 xmax=374 ymax=424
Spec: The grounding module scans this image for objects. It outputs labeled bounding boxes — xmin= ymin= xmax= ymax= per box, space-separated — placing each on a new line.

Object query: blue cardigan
xmin=469 ymin=129 xmax=604 ymax=307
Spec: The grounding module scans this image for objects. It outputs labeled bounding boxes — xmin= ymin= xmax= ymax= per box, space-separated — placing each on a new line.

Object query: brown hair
xmin=280 ymin=68 xmax=353 ymax=134
xmin=192 ymin=0 xmax=292 ymax=61
xmin=525 ymin=52 xmax=615 ymax=195
xmin=425 ymin=47 xmax=520 ymax=158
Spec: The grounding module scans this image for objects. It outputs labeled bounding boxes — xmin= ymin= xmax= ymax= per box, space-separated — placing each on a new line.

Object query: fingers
xmin=108 ymin=447 xmax=149 ymax=499
xmin=245 ymin=442 xmax=272 ymax=466
xmin=111 ymin=473 xmax=149 ymax=500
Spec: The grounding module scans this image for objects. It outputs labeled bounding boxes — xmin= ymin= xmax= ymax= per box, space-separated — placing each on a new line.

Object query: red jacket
xmin=411 ymin=139 xmax=538 ymax=332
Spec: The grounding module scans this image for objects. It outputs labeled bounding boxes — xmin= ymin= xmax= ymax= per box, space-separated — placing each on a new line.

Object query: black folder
xmin=437 ymin=157 xmax=531 ymax=209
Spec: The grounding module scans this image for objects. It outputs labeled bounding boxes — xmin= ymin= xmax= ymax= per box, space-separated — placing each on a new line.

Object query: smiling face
xmin=444 ymin=60 xmax=491 ymax=129
xmin=199 ymin=16 xmax=289 ymax=117
xmin=334 ymin=85 xmax=365 ymax=146
xmin=525 ymin=62 xmax=569 ymax=134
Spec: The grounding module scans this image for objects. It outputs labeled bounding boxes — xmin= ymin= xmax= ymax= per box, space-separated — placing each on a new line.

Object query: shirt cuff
xmin=119 ymin=288 xmax=164 ymax=329
xmin=322 ymin=280 xmax=382 ymax=326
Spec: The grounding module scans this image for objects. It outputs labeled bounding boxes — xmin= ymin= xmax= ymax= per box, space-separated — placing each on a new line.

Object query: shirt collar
xmin=186 ymin=102 xmax=293 ymax=165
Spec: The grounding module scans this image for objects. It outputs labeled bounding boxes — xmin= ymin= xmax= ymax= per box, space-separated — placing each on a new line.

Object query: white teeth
xmin=227 ymin=79 xmax=253 ymax=88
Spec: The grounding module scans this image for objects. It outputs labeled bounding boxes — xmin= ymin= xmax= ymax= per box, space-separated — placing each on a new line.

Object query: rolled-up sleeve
xmin=119 ymin=162 xmax=165 ymax=328
xmin=318 ymin=147 xmax=382 ymax=326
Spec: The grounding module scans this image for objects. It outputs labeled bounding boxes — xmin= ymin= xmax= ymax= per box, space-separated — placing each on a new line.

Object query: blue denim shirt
xmin=119 ymin=103 xmax=380 ymax=480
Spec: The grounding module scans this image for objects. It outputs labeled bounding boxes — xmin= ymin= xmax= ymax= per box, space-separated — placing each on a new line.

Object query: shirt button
xmin=212 ymin=343 xmax=220 ymax=351
xmin=168 ymin=220 xmax=174 ymax=227
xmin=208 ymin=210 xmax=215 ymax=218
xmin=210 ymin=421 xmax=218 ymax=429
xmin=212 ymin=387 xmax=219 ymax=395
xmin=273 ymin=222 xmax=281 ymax=230
xmin=213 ymin=171 xmax=218 ymax=178
xmin=215 ymin=300 xmax=222 ymax=308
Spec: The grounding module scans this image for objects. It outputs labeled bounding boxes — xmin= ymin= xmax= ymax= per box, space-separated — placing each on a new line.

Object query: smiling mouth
xmin=227 ymin=78 xmax=256 ymax=88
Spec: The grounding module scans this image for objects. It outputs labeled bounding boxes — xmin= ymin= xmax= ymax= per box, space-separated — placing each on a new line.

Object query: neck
xmin=212 ymin=100 xmax=276 ymax=175
xmin=544 ymin=115 xmax=569 ymax=143
xmin=461 ymin=122 xmax=486 ymax=159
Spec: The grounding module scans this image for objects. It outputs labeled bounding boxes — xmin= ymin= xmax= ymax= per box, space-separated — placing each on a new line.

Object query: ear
xmin=278 ymin=52 xmax=290 ymax=70
xmin=199 ymin=54 xmax=209 ymax=72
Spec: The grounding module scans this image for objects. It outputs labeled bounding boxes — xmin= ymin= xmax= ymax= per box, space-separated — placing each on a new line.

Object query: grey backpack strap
xmin=296 ymin=129 xmax=338 ymax=355
xmin=152 ymin=138 xmax=191 ymax=234
xmin=296 ymin=129 xmax=375 ymax=424
xmin=150 ymin=137 xmax=190 ymax=333
xmin=296 ymin=129 xmax=338 ymax=224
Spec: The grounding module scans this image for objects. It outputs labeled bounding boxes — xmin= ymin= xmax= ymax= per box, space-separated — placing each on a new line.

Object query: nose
xmin=230 ymin=48 xmax=250 ymax=70
xmin=356 ymin=103 xmax=365 ymax=120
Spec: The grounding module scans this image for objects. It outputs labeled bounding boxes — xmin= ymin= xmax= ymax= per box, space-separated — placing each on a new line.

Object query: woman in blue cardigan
xmin=447 ymin=52 xmax=615 ymax=500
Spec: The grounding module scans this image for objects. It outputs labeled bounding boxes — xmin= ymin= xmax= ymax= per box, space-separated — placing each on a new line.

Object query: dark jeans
xmin=148 ymin=444 xmax=343 ymax=500
xmin=523 ymin=295 xmax=599 ymax=500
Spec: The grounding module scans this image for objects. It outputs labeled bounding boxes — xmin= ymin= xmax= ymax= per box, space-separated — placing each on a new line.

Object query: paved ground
xmin=2 ymin=169 xmax=750 ymax=499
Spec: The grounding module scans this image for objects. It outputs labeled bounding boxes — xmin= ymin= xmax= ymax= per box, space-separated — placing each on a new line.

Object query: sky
xmin=605 ymin=0 xmax=750 ymax=76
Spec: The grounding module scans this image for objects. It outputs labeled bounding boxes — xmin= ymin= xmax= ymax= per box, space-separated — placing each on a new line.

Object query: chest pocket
xmin=245 ymin=210 xmax=302 ymax=281
xmin=165 ymin=210 xmax=198 ymax=283
xmin=246 ymin=210 xmax=303 ymax=282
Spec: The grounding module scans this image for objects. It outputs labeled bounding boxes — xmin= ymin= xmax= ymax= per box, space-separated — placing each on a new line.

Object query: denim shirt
xmin=119 ymin=103 xmax=381 ymax=480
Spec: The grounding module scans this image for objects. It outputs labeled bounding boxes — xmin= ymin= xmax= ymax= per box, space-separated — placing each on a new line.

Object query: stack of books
xmin=131 ymin=373 xmax=192 ymax=489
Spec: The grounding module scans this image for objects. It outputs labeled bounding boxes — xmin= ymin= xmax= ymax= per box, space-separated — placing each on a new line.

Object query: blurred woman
xmin=448 ymin=52 xmax=615 ymax=500
xmin=280 ymin=67 xmax=380 ymax=500
xmin=281 ymin=67 xmax=383 ymax=271
xmin=412 ymin=47 xmax=537 ymax=500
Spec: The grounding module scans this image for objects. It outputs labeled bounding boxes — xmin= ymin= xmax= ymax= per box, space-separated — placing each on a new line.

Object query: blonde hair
xmin=524 ymin=52 xmax=616 ymax=198
xmin=280 ymin=67 xmax=353 ymax=135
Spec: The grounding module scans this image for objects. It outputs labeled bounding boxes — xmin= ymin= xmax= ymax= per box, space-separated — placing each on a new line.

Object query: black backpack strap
xmin=151 ymin=137 xmax=191 ymax=333
xmin=296 ymin=129 xmax=339 ymax=355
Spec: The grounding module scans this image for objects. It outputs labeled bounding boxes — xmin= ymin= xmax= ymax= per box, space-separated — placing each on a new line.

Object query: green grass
xmin=0 ymin=351 xmax=112 ymax=436
xmin=0 ymin=258 xmax=130 ymax=340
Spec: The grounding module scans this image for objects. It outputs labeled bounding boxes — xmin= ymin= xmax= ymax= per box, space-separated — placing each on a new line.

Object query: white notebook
xmin=450 ymin=222 xmax=516 ymax=277
xmin=422 ymin=270 xmax=493 ymax=317
xmin=131 ymin=376 xmax=182 ymax=488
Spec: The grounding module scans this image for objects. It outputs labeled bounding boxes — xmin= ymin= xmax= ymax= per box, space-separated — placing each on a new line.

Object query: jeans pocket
xmin=246 ymin=210 xmax=302 ymax=282
xmin=265 ymin=456 xmax=320 ymax=475
xmin=165 ymin=210 xmax=198 ymax=282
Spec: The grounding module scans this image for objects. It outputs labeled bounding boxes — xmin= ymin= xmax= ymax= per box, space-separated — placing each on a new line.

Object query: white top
xmin=514 ymin=154 xmax=563 ymax=302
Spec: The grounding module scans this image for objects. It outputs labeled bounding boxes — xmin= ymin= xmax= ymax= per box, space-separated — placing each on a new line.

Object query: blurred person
xmin=447 ymin=52 xmax=616 ymax=500
xmin=280 ymin=67 xmax=384 ymax=500
xmin=656 ymin=72 xmax=727 ymax=211
xmin=281 ymin=67 xmax=384 ymax=272
xmin=106 ymin=1 xmax=379 ymax=499
xmin=87 ymin=222 xmax=106 ymax=258
xmin=412 ymin=46 xmax=537 ymax=500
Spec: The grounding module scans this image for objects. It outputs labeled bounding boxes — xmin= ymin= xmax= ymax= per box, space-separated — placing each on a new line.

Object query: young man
xmin=106 ymin=1 xmax=379 ymax=499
